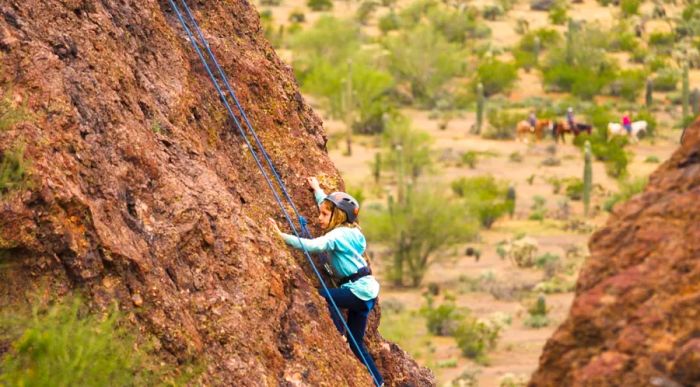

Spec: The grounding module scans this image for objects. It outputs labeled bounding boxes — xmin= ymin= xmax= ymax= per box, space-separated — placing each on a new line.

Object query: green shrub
xmin=648 ymin=32 xmax=675 ymax=49
xmin=611 ymin=69 xmax=646 ymax=101
xmin=534 ymin=253 xmax=560 ymax=269
xmin=474 ymin=58 xmax=518 ymax=96
xmin=307 ymin=0 xmax=333 ymax=11
xmin=534 ymin=276 xmax=575 ymax=293
xmin=452 ymin=176 xmax=512 ymax=228
xmin=528 ymin=195 xmax=547 ymax=221
xmin=461 ymin=151 xmax=478 ymax=169
xmin=548 ymin=3 xmax=567 ymax=25
xmin=364 ymin=185 xmax=478 ymax=287
xmin=454 ymin=316 xmax=501 ymax=363
xmin=620 ymin=0 xmax=641 ymax=16
xmin=427 ymin=6 xmax=483 ymax=44
xmin=484 ymin=109 xmax=518 ymax=139
xmin=0 ymin=93 xmax=31 ymax=132
xmin=645 ymin=55 xmax=667 ymax=71
xmin=482 ymin=5 xmax=504 ymax=20
xmin=603 ymin=176 xmax=647 ymax=212
xmin=509 ymin=152 xmax=523 ymax=163
xmin=575 ymin=134 xmax=629 ymax=178
xmin=0 ymin=297 xmax=172 ymax=386
xmin=421 ymin=295 xmax=462 ymax=336
xmin=289 ymin=10 xmax=306 ymax=23
xmin=0 ymin=142 xmax=30 ymax=195
xmin=564 ymin=177 xmax=584 ymax=200
xmin=378 ymin=11 xmax=400 ymax=33
xmin=261 ymin=0 xmax=282 ymax=5
xmin=523 ymin=295 xmax=549 ymax=328
xmin=356 ymin=0 xmax=378 ymax=25
xmin=644 ymin=155 xmax=660 ymax=163
xmin=633 ymin=109 xmax=657 ymax=137
xmin=654 ymin=68 xmax=679 ymax=92
xmin=385 ymin=24 xmax=464 ymax=107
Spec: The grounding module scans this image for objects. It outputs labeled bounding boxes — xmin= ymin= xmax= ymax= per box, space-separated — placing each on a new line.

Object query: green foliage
xmin=260 ymin=0 xmax=282 ymax=6
xmin=381 ymin=114 xmax=433 ymax=178
xmin=528 ymin=195 xmax=546 ymax=221
xmin=509 ymin=151 xmax=523 ymax=163
xmin=356 ymin=0 xmax=378 ymax=25
xmin=363 ymin=186 xmax=478 ymax=287
xmin=633 ymin=109 xmax=657 ymax=137
xmin=461 ymin=151 xmax=478 ymax=169
xmin=563 ymin=177 xmax=583 ymax=200
xmin=576 ymin=129 xmax=629 ymax=178
xmin=653 ymin=68 xmax=679 ymax=91
xmin=290 ymin=18 xmax=394 ymax=132
xmin=426 ymin=5 xmax=483 ymax=44
xmin=454 ymin=316 xmax=501 ymax=364
xmin=289 ymin=10 xmax=306 ymax=23
xmin=385 ymin=24 xmax=464 ymax=107
xmin=548 ymin=2 xmax=567 ymax=25
xmin=0 ymin=93 xmax=31 ymax=132
xmin=534 ymin=252 xmax=560 ymax=269
xmin=421 ymin=294 xmax=462 ymax=336
xmin=620 ymin=0 xmax=641 ymax=17
xmin=307 ymin=0 xmax=333 ymax=11
xmin=0 ymin=142 xmax=29 ymax=196
xmin=611 ymin=69 xmax=646 ymax=101
xmin=541 ymin=24 xmax=622 ymax=99
xmin=644 ymin=155 xmax=660 ymax=163
xmin=378 ymin=11 xmax=400 ymax=33
xmin=484 ymin=109 xmax=518 ymax=139
xmin=0 ymin=297 xmax=171 ymax=386
xmin=475 ymin=82 xmax=485 ymax=134
xmin=482 ymin=5 xmax=504 ymax=21
xmin=474 ymin=58 xmax=518 ymax=96
xmin=524 ymin=295 xmax=549 ymax=328
xmin=648 ymin=32 xmax=675 ymax=51
xmin=603 ymin=176 xmax=647 ymax=212
xmin=513 ymin=28 xmax=561 ymax=69
xmin=452 ymin=176 xmax=512 ymax=228
xmin=534 ymin=276 xmax=575 ymax=293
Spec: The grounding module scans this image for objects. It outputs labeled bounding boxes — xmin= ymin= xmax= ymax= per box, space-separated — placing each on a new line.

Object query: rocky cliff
xmin=530 ymin=121 xmax=700 ymax=386
xmin=0 ymin=1 xmax=433 ymax=385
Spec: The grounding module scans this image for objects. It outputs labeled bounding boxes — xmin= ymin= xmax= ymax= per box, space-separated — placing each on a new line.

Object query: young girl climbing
xmin=269 ymin=177 xmax=384 ymax=386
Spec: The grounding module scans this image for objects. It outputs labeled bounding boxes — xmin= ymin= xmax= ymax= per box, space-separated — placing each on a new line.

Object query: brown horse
xmin=553 ymin=121 xmax=569 ymax=143
xmin=553 ymin=121 xmax=592 ymax=143
xmin=534 ymin=119 xmax=552 ymax=140
xmin=516 ymin=120 xmax=534 ymax=142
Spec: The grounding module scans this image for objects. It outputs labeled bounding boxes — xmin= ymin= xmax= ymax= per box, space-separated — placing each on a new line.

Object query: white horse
xmin=608 ymin=121 xmax=647 ymax=142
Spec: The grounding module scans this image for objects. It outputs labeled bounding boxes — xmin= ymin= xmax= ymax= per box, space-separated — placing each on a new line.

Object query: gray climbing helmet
xmin=324 ymin=192 xmax=360 ymax=223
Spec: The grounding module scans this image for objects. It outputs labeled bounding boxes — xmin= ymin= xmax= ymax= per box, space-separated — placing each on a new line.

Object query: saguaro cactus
xmin=566 ymin=19 xmax=575 ymax=65
xmin=645 ymin=77 xmax=653 ymax=108
xmin=682 ymin=61 xmax=690 ymax=119
xmin=373 ymin=152 xmax=381 ymax=183
xmin=692 ymin=88 xmax=700 ymax=116
xmin=475 ymin=82 xmax=484 ymax=135
xmin=533 ymin=36 xmax=541 ymax=67
xmin=583 ymin=140 xmax=592 ymax=217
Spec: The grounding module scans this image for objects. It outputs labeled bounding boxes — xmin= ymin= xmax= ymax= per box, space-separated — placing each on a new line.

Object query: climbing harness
xmin=165 ymin=2 xmax=380 ymax=385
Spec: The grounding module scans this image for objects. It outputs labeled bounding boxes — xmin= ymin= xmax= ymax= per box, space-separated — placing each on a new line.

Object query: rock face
xmin=0 ymin=1 xmax=433 ymax=385
xmin=530 ymin=121 xmax=700 ymax=386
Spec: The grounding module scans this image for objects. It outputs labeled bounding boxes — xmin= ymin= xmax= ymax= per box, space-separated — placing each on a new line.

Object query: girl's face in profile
xmin=318 ymin=202 xmax=333 ymax=230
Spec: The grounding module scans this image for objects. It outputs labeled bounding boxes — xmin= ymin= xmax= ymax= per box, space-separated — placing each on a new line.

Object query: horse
xmin=608 ymin=121 xmax=647 ymax=142
xmin=553 ymin=120 xmax=570 ymax=143
xmin=573 ymin=123 xmax=592 ymax=136
xmin=516 ymin=120 xmax=535 ymax=142
xmin=534 ymin=119 xmax=553 ymax=140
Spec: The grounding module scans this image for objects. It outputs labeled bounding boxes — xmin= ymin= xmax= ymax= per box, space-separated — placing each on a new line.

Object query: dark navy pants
xmin=319 ymin=287 xmax=384 ymax=386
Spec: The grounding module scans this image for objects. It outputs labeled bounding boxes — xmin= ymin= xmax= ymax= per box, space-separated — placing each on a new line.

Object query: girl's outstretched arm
xmin=308 ymin=177 xmax=327 ymax=206
xmin=269 ymin=217 xmax=335 ymax=253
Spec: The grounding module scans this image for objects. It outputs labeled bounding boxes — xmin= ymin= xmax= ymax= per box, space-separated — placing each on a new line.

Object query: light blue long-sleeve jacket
xmin=281 ymin=189 xmax=380 ymax=301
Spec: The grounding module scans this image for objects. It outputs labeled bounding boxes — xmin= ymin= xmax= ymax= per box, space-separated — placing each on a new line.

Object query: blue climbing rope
xmin=166 ymin=2 xmax=380 ymax=385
